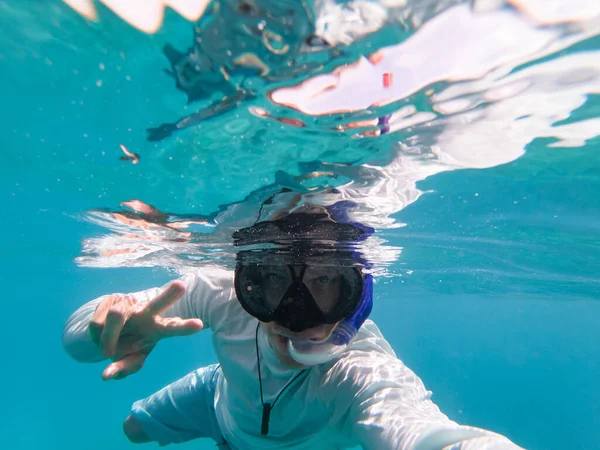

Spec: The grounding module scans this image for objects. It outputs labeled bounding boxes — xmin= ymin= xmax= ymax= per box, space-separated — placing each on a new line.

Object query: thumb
xmin=157 ymin=317 xmax=204 ymax=338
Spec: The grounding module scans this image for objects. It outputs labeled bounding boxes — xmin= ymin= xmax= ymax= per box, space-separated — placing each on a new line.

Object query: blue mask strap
xmin=331 ymin=274 xmax=373 ymax=345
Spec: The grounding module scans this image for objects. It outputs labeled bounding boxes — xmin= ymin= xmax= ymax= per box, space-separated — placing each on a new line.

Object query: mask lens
xmin=235 ymin=264 xmax=363 ymax=325
xmin=257 ymin=265 xmax=293 ymax=307
xmin=306 ymin=266 xmax=363 ymax=321
xmin=302 ymin=266 xmax=352 ymax=314
xmin=235 ymin=264 xmax=291 ymax=321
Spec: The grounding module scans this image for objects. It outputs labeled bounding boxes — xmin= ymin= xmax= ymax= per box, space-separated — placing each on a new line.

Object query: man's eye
xmin=317 ymin=275 xmax=330 ymax=285
xmin=267 ymin=273 xmax=283 ymax=283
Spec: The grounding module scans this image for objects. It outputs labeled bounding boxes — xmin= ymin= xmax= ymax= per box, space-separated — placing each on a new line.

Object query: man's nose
xmin=285 ymin=320 xmax=306 ymax=333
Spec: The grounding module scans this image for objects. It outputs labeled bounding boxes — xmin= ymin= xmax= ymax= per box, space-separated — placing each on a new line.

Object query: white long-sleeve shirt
xmin=63 ymin=266 xmax=523 ymax=450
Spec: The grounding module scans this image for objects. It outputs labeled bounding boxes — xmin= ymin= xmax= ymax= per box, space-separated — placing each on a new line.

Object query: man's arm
xmin=62 ymin=275 xmax=197 ymax=363
xmin=326 ymin=351 xmax=524 ymax=450
xmin=62 ymin=266 xmax=236 ymax=364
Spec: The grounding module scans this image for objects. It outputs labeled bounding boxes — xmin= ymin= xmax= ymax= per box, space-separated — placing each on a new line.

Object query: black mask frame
xmin=234 ymin=263 xmax=363 ymax=332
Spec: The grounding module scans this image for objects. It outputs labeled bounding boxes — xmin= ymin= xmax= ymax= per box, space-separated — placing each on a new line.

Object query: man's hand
xmin=89 ymin=281 xmax=204 ymax=380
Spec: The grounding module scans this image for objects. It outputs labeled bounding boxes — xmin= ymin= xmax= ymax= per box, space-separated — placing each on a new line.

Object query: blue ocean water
xmin=0 ymin=1 xmax=599 ymax=450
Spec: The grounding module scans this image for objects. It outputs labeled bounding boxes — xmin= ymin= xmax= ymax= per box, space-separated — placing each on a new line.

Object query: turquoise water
xmin=1 ymin=1 xmax=599 ymax=449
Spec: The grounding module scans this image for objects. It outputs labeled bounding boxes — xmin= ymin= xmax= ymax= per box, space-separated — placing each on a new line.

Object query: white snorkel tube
xmin=288 ymin=274 xmax=373 ymax=366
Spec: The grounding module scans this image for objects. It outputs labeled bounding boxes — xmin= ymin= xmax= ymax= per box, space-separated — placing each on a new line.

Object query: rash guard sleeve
xmin=322 ymin=349 xmax=523 ymax=450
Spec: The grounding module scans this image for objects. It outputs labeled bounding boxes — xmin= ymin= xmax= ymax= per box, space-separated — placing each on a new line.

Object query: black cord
xmin=255 ymin=322 xmax=306 ymax=435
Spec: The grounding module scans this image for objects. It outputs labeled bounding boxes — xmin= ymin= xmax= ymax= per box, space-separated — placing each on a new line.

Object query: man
xmin=63 ymin=210 xmax=523 ymax=449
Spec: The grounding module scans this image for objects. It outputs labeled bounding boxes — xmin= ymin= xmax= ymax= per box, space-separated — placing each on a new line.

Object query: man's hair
xmin=232 ymin=209 xmax=372 ymax=268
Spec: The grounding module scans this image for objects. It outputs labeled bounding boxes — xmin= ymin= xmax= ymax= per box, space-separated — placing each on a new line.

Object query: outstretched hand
xmin=89 ymin=281 xmax=204 ymax=380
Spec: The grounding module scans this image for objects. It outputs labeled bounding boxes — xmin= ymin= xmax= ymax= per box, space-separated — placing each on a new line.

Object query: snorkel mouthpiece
xmin=288 ymin=274 xmax=373 ymax=365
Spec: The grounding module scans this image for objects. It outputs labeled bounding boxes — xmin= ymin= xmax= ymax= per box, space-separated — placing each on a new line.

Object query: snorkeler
xmin=63 ymin=208 xmax=524 ymax=449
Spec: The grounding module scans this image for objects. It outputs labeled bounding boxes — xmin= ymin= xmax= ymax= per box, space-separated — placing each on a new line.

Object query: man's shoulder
xmin=179 ymin=265 xmax=248 ymax=331
xmin=351 ymin=319 xmax=397 ymax=356
xmin=315 ymin=333 xmax=417 ymax=409
xmin=317 ymin=320 xmax=400 ymax=384
xmin=192 ymin=264 xmax=234 ymax=277
xmin=186 ymin=265 xmax=235 ymax=290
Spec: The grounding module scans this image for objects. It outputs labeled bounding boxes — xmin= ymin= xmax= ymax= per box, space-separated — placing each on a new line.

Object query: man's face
xmin=261 ymin=265 xmax=342 ymax=367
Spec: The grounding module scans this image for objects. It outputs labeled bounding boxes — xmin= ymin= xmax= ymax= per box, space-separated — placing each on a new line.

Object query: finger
xmin=156 ymin=317 xmax=204 ymax=338
xmin=144 ymin=280 xmax=186 ymax=316
xmin=102 ymin=351 xmax=149 ymax=381
xmin=100 ymin=299 xmax=134 ymax=357
xmin=112 ymin=338 xmax=155 ymax=361
xmin=90 ymin=295 xmax=118 ymax=346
